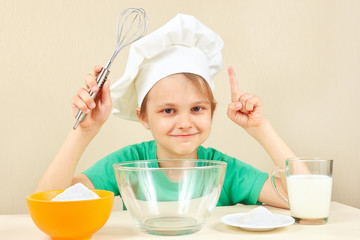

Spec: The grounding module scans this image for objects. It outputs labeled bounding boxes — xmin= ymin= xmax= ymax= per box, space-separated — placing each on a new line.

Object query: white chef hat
xmin=110 ymin=13 xmax=224 ymax=121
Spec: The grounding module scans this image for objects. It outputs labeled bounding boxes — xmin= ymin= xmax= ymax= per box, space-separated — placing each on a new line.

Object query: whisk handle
xmin=73 ymin=68 xmax=110 ymax=130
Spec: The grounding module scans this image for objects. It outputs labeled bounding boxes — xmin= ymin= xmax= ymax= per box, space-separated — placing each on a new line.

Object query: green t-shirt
xmin=83 ymin=140 xmax=268 ymax=206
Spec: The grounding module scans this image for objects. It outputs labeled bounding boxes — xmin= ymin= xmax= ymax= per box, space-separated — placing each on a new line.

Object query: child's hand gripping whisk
xmin=73 ymin=8 xmax=148 ymax=130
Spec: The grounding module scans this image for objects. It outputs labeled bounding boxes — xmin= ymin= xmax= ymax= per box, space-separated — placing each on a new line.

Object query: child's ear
xmin=136 ymin=107 xmax=150 ymax=130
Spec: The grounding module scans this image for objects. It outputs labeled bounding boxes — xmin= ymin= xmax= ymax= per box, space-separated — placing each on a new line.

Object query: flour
xmin=51 ymin=183 xmax=100 ymax=201
xmin=238 ymin=206 xmax=282 ymax=226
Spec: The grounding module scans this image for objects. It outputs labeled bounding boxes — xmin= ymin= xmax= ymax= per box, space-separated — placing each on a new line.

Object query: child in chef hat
xmin=37 ymin=14 xmax=294 ymax=208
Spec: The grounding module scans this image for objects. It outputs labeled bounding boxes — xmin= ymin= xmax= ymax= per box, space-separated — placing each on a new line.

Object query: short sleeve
xmin=221 ymin=157 xmax=268 ymax=205
xmin=83 ymin=153 xmax=121 ymax=195
xmin=197 ymin=146 xmax=268 ymax=206
xmin=82 ymin=141 xmax=157 ymax=196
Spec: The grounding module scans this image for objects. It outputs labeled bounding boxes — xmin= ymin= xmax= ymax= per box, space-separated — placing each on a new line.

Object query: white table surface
xmin=1 ymin=202 xmax=359 ymax=239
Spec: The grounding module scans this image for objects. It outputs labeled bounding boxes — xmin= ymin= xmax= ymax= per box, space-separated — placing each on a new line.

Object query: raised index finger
xmin=228 ymin=66 xmax=240 ymax=102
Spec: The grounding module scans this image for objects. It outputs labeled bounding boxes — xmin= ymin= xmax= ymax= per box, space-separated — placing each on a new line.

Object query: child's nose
xmin=177 ymin=112 xmax=192 ymax=129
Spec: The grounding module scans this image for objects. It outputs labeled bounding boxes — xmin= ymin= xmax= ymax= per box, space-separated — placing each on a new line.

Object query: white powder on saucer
xmin=238 ymin=206 xmax=282 ymax=226
xmin=51 ymin=183 xmax=100 ymax=201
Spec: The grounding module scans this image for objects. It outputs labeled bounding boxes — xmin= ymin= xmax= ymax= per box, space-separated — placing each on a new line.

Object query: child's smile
xmin=170 ymin=133 xmax=199 ymax=139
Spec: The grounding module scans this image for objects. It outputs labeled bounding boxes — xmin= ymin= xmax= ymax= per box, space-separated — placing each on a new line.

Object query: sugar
xmin=238 ymin=206 xmax=282 ymax=226
xmin=51 ymin=183 xmax=100 ymax=201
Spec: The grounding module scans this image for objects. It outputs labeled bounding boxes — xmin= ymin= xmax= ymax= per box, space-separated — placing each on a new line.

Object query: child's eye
xmin=192 ymin=106 xmax=203 ymax=112
xmin=163 ymin=108 xmax=175 ymax=114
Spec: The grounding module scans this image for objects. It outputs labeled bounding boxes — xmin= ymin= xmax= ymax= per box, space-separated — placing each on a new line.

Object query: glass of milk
xmin=271 ymin=157 xmax=333 ymax=224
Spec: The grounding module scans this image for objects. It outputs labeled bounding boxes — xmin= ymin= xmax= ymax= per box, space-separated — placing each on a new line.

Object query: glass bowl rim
xmin=113 ymin=159 xmax=227 ymax=171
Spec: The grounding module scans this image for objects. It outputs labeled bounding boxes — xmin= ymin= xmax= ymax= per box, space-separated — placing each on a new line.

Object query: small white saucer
xmin=221 ymin=212 xmax=295 ymax=232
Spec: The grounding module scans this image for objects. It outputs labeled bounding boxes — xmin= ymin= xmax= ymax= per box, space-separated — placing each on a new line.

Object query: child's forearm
xmin=35 ymin=129 xmax=98 ymax=192
xmin=246 ymin=120 xmax=296 ymax=167
xmin=246 ymin=120 xmax=295 ymax=195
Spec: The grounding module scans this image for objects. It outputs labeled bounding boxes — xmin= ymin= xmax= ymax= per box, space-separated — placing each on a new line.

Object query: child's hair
xmin=139 ymin=73 xmax=217 ymax=119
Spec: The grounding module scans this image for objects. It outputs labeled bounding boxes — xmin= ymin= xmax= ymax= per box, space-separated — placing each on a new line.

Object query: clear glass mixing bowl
xmin=113 ymin=159 xmax=227 ymax=236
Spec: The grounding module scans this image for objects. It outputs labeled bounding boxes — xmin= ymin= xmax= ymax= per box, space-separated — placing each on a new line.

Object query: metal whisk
xmin=73 ymin=8 xmax=148 ymax=130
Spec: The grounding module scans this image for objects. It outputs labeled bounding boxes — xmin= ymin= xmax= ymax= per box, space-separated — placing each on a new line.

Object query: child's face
xmin=139 ymin=74 xmax=212 ymax=159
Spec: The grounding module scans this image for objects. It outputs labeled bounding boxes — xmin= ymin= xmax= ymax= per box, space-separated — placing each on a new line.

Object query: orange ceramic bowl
xmin=26 ymin=189 xmax=114 ymax=240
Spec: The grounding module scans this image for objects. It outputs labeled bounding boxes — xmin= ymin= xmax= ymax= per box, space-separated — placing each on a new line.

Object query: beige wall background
xmin=1 ymin=0 xmax=359 ymax=214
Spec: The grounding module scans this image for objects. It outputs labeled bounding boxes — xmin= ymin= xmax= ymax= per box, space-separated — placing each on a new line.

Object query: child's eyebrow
xmin=155 ymin=103 xmax=177 ymax=109
xmin=192 ymin=101 xmax=211 ymax=106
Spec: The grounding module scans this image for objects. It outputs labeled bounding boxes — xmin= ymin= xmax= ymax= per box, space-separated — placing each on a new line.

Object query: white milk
xmin=287 ymin=175 xmax=332 ymax=219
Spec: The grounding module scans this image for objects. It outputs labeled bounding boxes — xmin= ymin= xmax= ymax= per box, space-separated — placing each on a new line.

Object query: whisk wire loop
xmin=73 ymin=8 xmax=148 ymax=130
xmin=108 ymin=8 xmax=148 ymax=68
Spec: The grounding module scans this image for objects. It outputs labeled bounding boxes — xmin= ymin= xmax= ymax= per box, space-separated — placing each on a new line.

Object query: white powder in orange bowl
xmin=51 ymin=183 xmax=100 ymax=201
